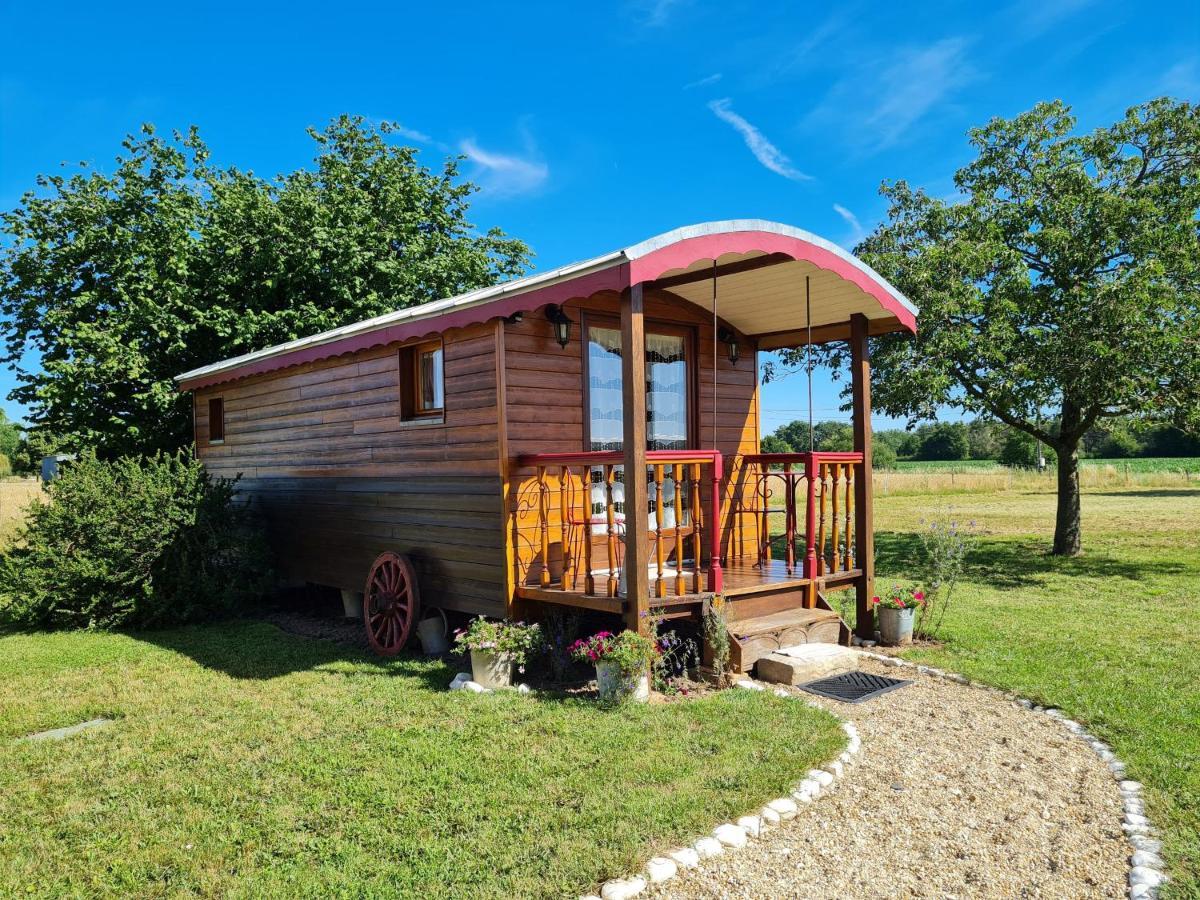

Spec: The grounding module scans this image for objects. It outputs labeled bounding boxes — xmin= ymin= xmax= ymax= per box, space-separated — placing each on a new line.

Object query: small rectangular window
xmin=208 ymin=397 xmax=225 ymax=443
xmin=399 ymin=340 xmax=445 ymax=421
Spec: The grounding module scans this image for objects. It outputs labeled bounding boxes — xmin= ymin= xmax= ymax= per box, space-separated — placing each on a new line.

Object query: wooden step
xmin=725 ymin=606 xmax=845 ymax=674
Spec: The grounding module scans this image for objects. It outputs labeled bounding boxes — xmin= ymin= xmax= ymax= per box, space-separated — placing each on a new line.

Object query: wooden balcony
xmin=511 ymin=450 xmax=865 ymax=622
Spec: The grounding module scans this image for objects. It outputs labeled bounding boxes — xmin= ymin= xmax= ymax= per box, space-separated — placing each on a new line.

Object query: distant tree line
xmin=761 ymin=417 xmax=1200 ymax=469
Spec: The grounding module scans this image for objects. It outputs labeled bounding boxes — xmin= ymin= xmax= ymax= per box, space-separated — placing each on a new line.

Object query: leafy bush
xmin=1097 ymin=429 xmax=1140 ymax=459
xmin=872 ymin=442 xmax=898 ymax=469
xmin=0 ymin=452 xmax=273 ymax=630
xmin=914 ymin=514 xmax=978 ymax=639
xmin=999 ymin=430 xmax=1056 ymax=468
xmin=916 ymin=423 xmax=970 ymax=461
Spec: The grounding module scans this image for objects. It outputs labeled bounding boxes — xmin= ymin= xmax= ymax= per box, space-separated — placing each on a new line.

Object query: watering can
xmin=417 ymin=608 xmax=450 ymax=655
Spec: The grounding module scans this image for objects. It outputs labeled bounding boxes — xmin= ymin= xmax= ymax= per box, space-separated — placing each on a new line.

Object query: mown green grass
xmin=872 ymin=485 xmax=1200 ymax=898
xmin=0 ymin=623 xmax=843 ymax=899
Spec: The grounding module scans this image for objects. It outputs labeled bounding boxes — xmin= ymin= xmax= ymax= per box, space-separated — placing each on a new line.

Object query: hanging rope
xmin=806 ymin=275 xmax=814 ymax=453
xmin=712 ymin=260 xmax=718 ymax=451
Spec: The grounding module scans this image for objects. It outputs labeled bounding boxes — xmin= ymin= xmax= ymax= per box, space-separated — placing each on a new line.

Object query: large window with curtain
xmin=584 ymin=321 xmax=692 ymax=452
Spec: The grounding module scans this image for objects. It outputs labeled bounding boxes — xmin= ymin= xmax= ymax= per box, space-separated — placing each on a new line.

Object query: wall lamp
xmin=717 ymin=326 xmax=740 ymax=366
xmin=545 ymin=304 xmax=574 ymax=348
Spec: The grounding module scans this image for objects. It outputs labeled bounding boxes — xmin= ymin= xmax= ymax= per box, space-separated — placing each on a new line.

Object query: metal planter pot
xmin=596 ymin=659 xmax=650 ymax=702
xmin=878 ymin=606 xmax=915 ymax=646
xmin=470 ymin=650 xmax=515 ymax=689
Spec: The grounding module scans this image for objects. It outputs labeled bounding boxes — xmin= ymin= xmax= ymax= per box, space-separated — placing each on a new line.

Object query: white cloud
xmin=805 ymin=37 xmax=975 ymax=152
xmin=391 ymin=123 xmax=433 ymax=144
xmin=1007 ymin=0 xmax=1096 ymax=38
xmin=833 ymin=203 xmax=865 ymax=244
xmin=707 ymin=98 xmax=812 ymax=181
xmin=864 ymin=39 xmax=974 ymax=146
xmin=460 ymin=138 xmax=549 ymax=197
xmin=1160 ymin=58 xmax=1200 ymax=99
xmin=684 ymin=72 xmax=723 ymax=90
xmin=631 ymin=0 xmax=685 ymax=27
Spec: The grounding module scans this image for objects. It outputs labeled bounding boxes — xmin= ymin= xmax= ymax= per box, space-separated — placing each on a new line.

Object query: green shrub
xmin=916 ymin=423 xmax=970 ymax=461
xmin=0 ymin=452 xmax=273 ymax=630
xmin=1097 ymin=429 xmax=1140 ymax=459
xmin=999 ymin=430 xmax=1057 ymax=469
xmin=872 ymin=442 xmax=898 ymax=469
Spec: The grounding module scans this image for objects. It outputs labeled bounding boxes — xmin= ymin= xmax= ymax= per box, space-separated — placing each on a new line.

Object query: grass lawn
xmin=0 ymin=623 xmax=843 ymax=899
xmin=871 ymin=484 xmax=1200 ymax=898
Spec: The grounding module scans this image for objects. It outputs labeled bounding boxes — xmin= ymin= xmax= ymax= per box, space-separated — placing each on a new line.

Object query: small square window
xmin=208 ymin=397 xmax=225 ymax=443
xmin=399 ymin=340 xmax=444 ymax=421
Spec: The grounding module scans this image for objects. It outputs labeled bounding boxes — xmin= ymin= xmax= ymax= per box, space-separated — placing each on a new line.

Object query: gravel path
xmin=647 ymin=659 xmax=1127 ymax=899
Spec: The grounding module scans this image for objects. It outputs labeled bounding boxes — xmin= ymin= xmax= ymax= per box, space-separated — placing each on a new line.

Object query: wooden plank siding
xmin=193 ymin=322 xmax=508 ymax=616
xmin=190 ymin=287 xmax=764 ymax=619
xmin=504 ymin=289 xmax=762 ymax=592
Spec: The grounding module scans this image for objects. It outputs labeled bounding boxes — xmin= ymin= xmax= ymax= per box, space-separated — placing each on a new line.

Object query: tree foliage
xmin=916 ymin=422 xmax=970 ymax=461
xmin=788 ymin=98 xmax=1200 ymax=553
xmin=0 ymin=117 xmax=531 ymax=457
xmin=0 ymin=452 xmax=273 ymax=630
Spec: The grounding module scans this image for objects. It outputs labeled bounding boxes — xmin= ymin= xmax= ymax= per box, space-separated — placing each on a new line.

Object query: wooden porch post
xmin=622 ymin=283 xmax=650 ymax=635
xmin=850 ymin=313 xmax=875 ymax=640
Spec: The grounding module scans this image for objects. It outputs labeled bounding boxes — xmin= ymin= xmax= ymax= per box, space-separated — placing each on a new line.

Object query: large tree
xmin=0 ymin=116 xmax=531 ymax=456
xmin=786 ymin=98 xmax=1200 ymax=554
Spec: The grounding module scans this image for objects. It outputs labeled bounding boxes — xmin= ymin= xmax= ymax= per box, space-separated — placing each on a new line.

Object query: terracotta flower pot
xmin=596 ymin=658 xmax=650 ymax=702
xmin=878 ymin=606 xmax=915 ymax=646
xmin=470 ymin=650 xmax=515 ymax=689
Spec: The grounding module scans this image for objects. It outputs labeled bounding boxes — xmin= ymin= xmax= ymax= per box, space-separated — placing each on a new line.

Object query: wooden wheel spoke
xmin=363 ymin=551 xmax=420 ymax=656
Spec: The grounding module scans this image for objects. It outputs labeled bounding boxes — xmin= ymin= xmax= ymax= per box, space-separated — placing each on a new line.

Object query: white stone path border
xmin=574 ymin=652 xmax=1167 ymax=900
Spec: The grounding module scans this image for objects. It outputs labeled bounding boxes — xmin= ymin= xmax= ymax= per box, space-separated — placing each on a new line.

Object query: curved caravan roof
xmin=176 ymin=219 xmax=917 ymax=391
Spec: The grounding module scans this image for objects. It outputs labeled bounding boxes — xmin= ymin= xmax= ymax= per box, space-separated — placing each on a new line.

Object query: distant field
xmin=0 ymin=478 xmax=41 ymax=548
xmin=893 ymin=456 xmax=1200 ymax=473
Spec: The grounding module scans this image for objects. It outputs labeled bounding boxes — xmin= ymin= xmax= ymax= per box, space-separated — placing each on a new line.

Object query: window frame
xmin=207 ymin=396 xmax=225 ymax=444
xmin=581 ymin=314 xmax=697 ymax=452
xmin=399 ymin=338 xmax=446 ymax=423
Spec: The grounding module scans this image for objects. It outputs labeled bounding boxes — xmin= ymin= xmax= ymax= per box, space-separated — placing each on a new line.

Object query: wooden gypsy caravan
xmin=176 ymin=221 xmax=918 ymax=673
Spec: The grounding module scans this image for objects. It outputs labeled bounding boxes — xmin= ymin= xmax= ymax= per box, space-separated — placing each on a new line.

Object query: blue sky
xmin=1 ymin=0 xmax=1196 ymax=432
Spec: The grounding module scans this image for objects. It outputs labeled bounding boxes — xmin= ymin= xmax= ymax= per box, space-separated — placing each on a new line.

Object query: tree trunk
xmin=1052 ymin=438 xmax=1082 ymax=556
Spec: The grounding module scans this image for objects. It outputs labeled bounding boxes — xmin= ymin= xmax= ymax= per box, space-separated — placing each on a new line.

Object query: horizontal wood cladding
xmin=503 ymin=289 xmax=762 ymax=583
xmin=191 ymin=321 xmax=508 ymax=615
xmin=241 ymin=475 xmax=507 ymax=616
xmin=194 ymin=321 xmax=500 ymax=479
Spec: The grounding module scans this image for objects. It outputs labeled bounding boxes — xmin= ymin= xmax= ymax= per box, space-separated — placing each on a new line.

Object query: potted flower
xmin=569 ymin=630 xmax=658 ymax=702
xmin=871 ymin=586 xmax=927 ymax=646
xmin=453 ymin=617 xmax=543 ymax=689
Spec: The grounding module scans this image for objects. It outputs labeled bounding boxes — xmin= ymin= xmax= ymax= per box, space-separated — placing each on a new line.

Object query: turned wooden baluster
xmin=817 ymin=463 xmax=829 ymax=576
xmin=605 ymin=464 xmax=619 ymax=597
xmin=689 ymin=462 xmax=702 ymax=593
xmin=759 ymin=463 xmax=771 ymax=565
xmin=556 ymin=468 xmax=571 ymax=595
xmin=784 ymin=462 xmax=796 ymax=574
xmin=673 ymin=463 xmax=685 ymax=596
xmin=583 ymin=467 xmax=595 ymax=595
xmin=653 ymin=464 xmax=666 ymax=598
xmin=537 ymin=465 xmax=551 ymax=587
xmin=835 ymin=465 xmax=844 ymax=571
xmin=844 ymin=465 xmax=854 ymax=569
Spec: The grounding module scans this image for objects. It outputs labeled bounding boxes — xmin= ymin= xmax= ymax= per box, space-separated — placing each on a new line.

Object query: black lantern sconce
xmin=545 ymin=304 xmax=574 ymax=348
xmin=717 ymin=327 xmax=740 ymax=366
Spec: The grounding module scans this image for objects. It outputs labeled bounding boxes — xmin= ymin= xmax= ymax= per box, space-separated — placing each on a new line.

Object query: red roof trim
xmin=178 ymin=227 xmax=915 ymax=392
xmin=628 ymin=231 xmax=917 ymax=334
xmin=178 ymin=264 xmax=630 ymax=391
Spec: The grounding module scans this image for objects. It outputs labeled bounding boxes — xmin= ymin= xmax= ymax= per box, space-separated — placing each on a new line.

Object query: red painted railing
xmin=741 ymin=452 xmax=864 ymax=595
xmin=514 ymin=450 xmax=724 ymax=597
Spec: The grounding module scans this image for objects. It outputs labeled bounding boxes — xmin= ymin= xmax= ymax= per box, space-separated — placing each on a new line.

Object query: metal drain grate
xmin=799 ymin=671 xmax=911 ymax=703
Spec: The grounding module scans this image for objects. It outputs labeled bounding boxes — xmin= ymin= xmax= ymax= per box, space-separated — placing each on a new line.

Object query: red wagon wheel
xmin=363 ymin=551 xmax=420 ymax=656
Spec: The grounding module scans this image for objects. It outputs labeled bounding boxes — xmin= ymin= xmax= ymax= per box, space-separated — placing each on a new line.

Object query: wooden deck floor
xmin=515 ymin=559 xmax=862 ymax=614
